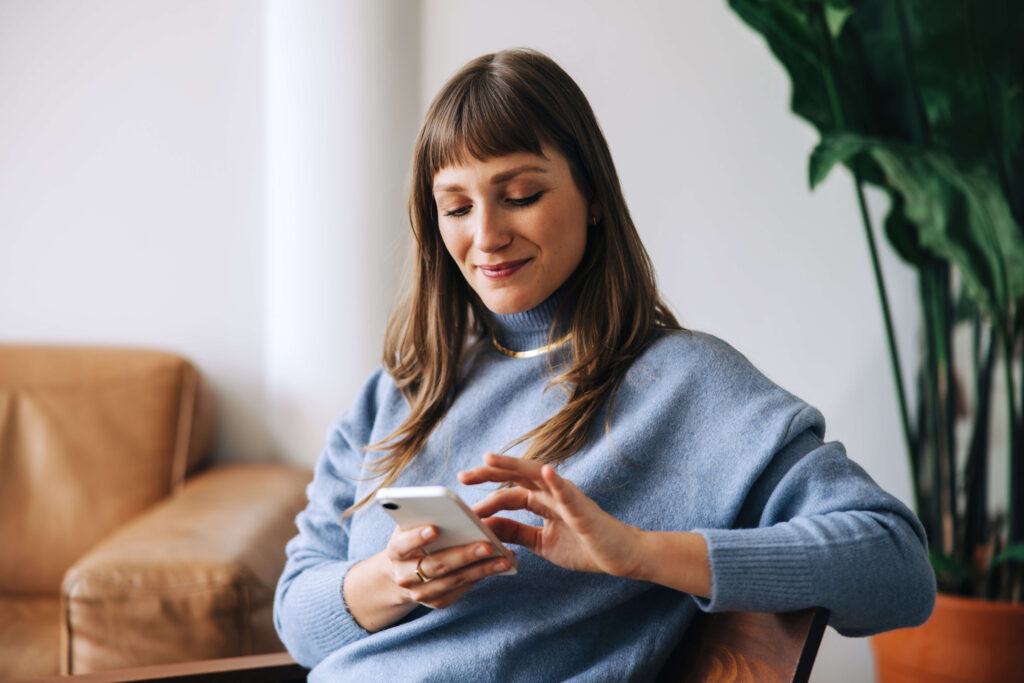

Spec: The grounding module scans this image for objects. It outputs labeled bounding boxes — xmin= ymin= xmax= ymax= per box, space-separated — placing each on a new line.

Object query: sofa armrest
xmin=61 ymin=464 xmax=311 ymax=675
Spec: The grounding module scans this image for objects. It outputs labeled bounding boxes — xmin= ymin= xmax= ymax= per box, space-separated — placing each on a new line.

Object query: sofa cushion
xmin=0 ymin=346 xmax=213 ymax=594
xmin=61 ymin=464 xmax=310 ymax=674
xmin=0 ymin=595 xmax=61 ymax=680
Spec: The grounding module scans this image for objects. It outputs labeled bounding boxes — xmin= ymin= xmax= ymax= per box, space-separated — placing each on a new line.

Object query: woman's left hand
xmin=457 ymin=452 xmax=646 ymax=579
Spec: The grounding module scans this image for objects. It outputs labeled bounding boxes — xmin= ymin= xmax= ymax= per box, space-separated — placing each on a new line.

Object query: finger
xmin=413 ymin=541 xmax=496 ymax=585
xmin=386 ymin=525 xmax=437 ymax=561
xmin=472 ymin=487 xmax=530 ymax=517
xmin=483 ymin=516 xmax=540 ymax=552
xmin=410 ymin=555 xmax=511 ymax=604
xmin=484 ymin=453 xmax=559 ymax=496
xmin=458 ymin=465 xmax=542 ymax=491
xmin=474 ymin=486 xmax=558 ymax=520
xmin=417 ymin=583 xmax=474 ymax=610
xmin=542 ymin=464 xmax=578 ymax=507
xmin=541 ymin=464 xmax=602 ymax=534
xmin=459 ymin=452 xmax=547 ymax=482
xmin=483 ymin=452 xmax=548 ymax=479
xmin=408 ymin=556 xmax=513 ymax=608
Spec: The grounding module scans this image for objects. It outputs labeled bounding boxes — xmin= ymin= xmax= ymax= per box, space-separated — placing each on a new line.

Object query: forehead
xmin=432 ymin=147 xmax=563 ymax=191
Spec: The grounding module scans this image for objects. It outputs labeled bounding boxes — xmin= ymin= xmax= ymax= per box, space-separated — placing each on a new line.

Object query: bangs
xmin=422 ymin=69 xmax=552 ymax=178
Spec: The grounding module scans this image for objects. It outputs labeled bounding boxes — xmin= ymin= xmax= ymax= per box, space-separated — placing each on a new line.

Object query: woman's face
xmin=432 ymin=147 xmax=592 ymax=315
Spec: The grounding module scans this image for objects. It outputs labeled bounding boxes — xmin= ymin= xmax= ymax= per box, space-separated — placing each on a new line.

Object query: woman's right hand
xmin=343 ymin=524 xmax=512 ymax=632
xmin=384 ymin=524 xmax=512 ymax=609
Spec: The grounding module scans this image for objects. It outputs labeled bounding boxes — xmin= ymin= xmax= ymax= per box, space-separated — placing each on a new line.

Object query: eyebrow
xmin=433 ymin=164 xmax=550 ymax=194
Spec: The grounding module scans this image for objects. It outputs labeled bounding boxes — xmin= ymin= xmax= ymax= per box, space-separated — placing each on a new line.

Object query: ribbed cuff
xmin=293 ymin=560 xmax=370 ymax=656
xmin=693 ymin=525 xmax=814 ymax=613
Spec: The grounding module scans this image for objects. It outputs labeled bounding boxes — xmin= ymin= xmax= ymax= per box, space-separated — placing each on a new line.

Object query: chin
xmin=479 ymin=291 xmax=536 ymax=316
xmin=483 ymin=301 xmax=526 ymax=316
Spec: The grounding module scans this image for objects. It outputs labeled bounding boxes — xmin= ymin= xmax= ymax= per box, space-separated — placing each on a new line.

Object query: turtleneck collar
xmin=487 ymin=288 xmax=569 ymax=354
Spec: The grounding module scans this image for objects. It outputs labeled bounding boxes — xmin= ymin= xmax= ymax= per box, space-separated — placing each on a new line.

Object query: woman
xmin=274 ymin=49 xmax=935 ymax=681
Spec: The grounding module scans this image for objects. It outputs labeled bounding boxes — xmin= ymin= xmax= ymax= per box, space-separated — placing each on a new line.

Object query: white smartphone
xmin=375 ymin=486 xmax=518 ymax=575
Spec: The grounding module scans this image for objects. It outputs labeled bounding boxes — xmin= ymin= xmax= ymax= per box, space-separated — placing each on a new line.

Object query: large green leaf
xmin=882 ymin=191 xmax=926 ymax=266
xmin=728 ymin=0 xmax=837 ymax=133
xmin=913 ymin=0 xmax=1024 ymax=226
xmin=835 ymin=1 xmax=917 ymax=142
xmin=731 ymin=0 xmax=1024 ymax=228
xmin=810 ymin=133 xmax=1024 ymax=326
xmin=823 ymin=3 xmax=854 ymax=39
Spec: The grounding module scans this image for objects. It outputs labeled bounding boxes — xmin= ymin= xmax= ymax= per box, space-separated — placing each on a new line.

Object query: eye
xmin=507 ymin=191 xmax=544 ymax=208
xmin=442 ymin=205 xmax=471 ymax=218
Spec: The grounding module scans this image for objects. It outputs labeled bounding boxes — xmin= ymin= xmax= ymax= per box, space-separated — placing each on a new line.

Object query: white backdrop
xmin=0 ymin=2 xmax=923 ymax=680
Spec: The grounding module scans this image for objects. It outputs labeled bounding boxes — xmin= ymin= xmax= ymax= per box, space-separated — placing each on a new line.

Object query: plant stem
xmin=926 ymin=263 xmax=956 ymax=556
xmin=854 ymin=176 xmax=917 ymax=493
xmin=940 ymin=264 xmax=958 ymax=557
xmin=1004 ymin=325 xmax=1024 ymax=601
xmin=1018 ymin=314 xmax=1023 ymax=441
xmin=896 ymin=0 xmax=973 ymax=580
xmin=1005 ymin=328 xmax=1022 ymax=545
xmin=889 ymin=0 xmax=937 ymax=511
xmin=920 ymin=267 xmax=943 ymax=555
xmin=809 ymin=2 xmax=918 ymax=509
xmin=963 ymin=321 xmax=997 ymax=583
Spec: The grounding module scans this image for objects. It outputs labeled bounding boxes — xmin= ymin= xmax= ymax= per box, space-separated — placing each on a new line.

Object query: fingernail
xmin=421 ymin=527 xmax=436 ymax=540
xmin=492 ymin=559 xmax=509 ymax=572
xmin=475 ymin=544 xmax=490 ymax=559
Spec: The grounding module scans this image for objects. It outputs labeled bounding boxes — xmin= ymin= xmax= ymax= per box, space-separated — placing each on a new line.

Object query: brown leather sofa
xmin=0 ymin=346 xmax=312 ymax=680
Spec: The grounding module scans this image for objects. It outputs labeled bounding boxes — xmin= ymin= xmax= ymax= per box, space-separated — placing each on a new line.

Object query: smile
xmin=478 ymin=259 xmax=531 ymax=280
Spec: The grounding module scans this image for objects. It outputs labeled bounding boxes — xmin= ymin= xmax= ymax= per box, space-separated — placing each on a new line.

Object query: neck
xmin=487 ymin=289 xmax=568 ymax=354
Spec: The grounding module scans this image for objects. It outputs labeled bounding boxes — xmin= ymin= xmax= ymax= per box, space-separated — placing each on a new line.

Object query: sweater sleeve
xmin=273 ymin=369 xmax=388 ymax=667
xmin=693 ymin=407 xmax=936 ymax=637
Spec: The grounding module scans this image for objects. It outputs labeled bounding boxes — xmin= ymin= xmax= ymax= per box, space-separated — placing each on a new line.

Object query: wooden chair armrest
xmin=657 ymin=607 xmax=830 ymax=683
xmin=23 ymin=652 xmax=309 ymax=682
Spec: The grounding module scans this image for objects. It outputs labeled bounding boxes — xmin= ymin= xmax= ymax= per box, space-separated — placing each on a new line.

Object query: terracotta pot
xmin=871 ymin=592 xmax=1024 ymax=682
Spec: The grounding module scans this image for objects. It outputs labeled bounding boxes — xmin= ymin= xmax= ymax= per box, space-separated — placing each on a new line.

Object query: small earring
xmin=590 ymin=215 xmax=598 ymax=226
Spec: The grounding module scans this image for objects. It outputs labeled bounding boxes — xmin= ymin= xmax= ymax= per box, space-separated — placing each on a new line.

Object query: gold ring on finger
xmin=415 ymin=556 xmax=432 ymax=583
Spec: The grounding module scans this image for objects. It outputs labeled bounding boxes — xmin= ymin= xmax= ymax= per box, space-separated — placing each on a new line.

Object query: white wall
xmin=0 ymin=0 xmax=271 ymax=462
xmin=0 ymin=2 xmax=921 ymax=680
xmin=264 ymin=0 xmax=418 ymax=467
xmin=0 ymin=0 xmax=417 ymax=464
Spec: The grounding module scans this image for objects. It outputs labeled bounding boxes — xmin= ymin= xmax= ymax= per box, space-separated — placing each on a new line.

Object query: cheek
xmin=438 ymin=223 xmax=467 ymax=263
xmin=567 ymin=227 xmax=587 ymax=272
xmin=548 ymin=211 xmax=587 ymax=268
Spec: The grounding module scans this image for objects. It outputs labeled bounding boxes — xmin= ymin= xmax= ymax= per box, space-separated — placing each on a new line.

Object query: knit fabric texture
xmin=274 ymin=293 xmax=936 ymax=682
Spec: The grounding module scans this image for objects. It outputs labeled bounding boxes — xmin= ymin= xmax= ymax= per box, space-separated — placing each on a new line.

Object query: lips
xmin=478 ymin=259 xmax=531 ymax=280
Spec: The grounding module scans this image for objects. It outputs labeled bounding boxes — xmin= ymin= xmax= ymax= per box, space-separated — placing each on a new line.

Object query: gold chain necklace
xmin=491 ymin=334 xmax=572 ymax=359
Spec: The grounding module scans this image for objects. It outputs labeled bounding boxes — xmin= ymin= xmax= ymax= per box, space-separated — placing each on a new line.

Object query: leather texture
xmin=0 ymin=595 xmax=61 ymax=680
xmin=62 ymin=464 xmax=312 ymax=674
xmin=0 ymin=345 xmax=214 ymax=595
xmin=0 ymin=345 xmax=311 ymax=680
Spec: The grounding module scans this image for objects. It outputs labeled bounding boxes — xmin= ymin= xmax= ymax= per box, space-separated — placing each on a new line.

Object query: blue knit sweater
xmin=274 ymin=294 xmax=936 ymax=682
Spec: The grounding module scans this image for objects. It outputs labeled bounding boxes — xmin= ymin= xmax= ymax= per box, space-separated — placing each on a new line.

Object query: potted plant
xmin=725 ymin=1 xmax=1024 ymax=680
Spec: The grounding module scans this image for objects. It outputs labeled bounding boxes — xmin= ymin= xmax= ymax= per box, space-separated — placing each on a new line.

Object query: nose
xmin=473 ymin=202 xmax=513 ymax=253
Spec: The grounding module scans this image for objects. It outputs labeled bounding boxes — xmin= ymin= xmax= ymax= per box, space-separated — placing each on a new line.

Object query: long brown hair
xmin=349 ymin=48 xmax=681 ymax=513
